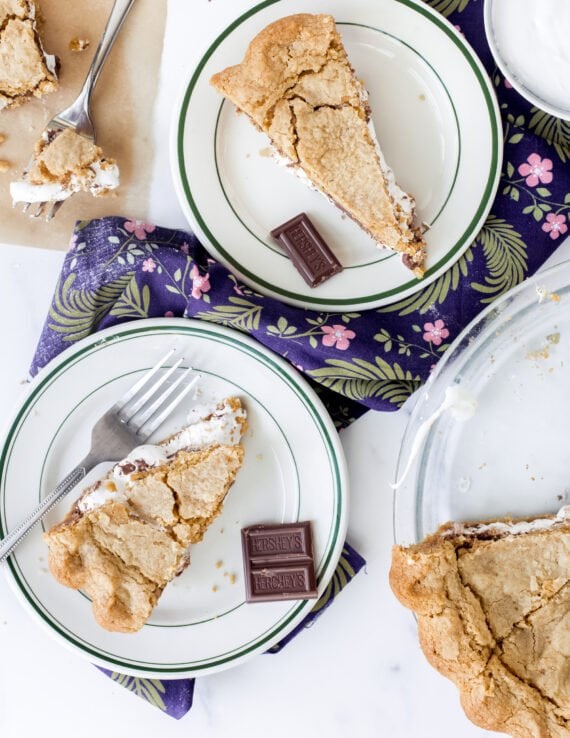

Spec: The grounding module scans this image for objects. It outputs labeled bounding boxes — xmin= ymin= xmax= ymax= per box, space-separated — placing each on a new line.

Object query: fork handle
xmin=79 ymin=0 xmax=136 ymax=105
xmin=0 ymin=454 xmax=98 ymax=562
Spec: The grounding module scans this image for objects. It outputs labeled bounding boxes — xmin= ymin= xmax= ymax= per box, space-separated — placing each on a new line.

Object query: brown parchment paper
xmin=0 ymin=0 xmax=166 ymax=249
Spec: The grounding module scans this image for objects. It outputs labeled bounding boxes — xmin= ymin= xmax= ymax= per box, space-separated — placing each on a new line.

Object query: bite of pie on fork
xmin=9 ymin=0 xmax=135 ymax=220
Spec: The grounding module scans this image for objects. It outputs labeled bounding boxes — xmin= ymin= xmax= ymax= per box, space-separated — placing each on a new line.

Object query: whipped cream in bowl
xmin=484 ymin=0 xmax=570 ymax=119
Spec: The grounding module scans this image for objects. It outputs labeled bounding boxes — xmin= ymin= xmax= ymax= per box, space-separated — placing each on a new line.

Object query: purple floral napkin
xmin=32 ymin=4 xmax=570 ymax=416
xmin=29 ymin=0 xmax=570 ymax=719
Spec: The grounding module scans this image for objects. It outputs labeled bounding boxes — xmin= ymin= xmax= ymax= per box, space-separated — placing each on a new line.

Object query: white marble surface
xmin=0 ymin=1 xmax=568 ymax=737
xmin=0 ymin=245 xmax=495 ymax=738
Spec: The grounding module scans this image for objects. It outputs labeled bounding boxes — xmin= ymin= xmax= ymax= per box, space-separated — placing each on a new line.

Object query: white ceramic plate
xmin=0 ymin=319 xmax=348 ymax=677
xmin=485 ymin=0 xmax=570 ymax=121
xmin=393 ymin=260 xmax=570 ymax=546
xmin=173 ymin=0 xmax=502 ymax=310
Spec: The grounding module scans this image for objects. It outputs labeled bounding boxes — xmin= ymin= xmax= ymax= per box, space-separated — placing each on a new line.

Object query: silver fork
xmin=19 ymin=0 xmax=135 ymax=221
xmin=0 ymin=349 xmax=199 ymax=562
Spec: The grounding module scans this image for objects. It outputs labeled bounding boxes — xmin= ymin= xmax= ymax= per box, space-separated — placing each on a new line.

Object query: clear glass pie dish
xmin=393 ymin=259 xmax=570 ymax=546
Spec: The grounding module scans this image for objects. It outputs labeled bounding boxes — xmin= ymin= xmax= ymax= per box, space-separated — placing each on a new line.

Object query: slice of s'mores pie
xmin=211 ymin=13 xmax=426 ymax=277
xmin=10 ymin=128 xmax=120 ymax=205
xmin=0 ymin=0 xmax=58 ymax=111
xmin=44 ymin=398 xmax=247 ymax=633
xmin=390 ymin=508 xmax=570 ymax=738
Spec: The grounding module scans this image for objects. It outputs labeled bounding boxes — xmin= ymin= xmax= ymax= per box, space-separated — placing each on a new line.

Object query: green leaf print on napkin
xmin=425 ymin=0 xmax=472 ymax=17
xmin=48 ymin=272 xmax=135 ymax=342
xmin=376 ymin=250 xmax=474 ymax=316
xmin=110 ymin=278 xmax=151 ymax=319
xmin=194 ymin=296 xmax=263 ymax=332
xmin=310 ymin=548 xmax=359 ymax=615
xmin=528 ymin=109 xmax=570 ymax=163
xmin=110 ymin=674 xmax=167 ymax=712
xmin=470 ymin=216 xmax=527 ymax=303
xmin=308 ymin=357 xmax=422 ymax=407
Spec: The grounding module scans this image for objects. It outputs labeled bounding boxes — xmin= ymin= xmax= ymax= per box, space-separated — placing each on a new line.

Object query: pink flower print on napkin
xmin=142 ymin=257 xmax=156 ymax=273
xmin=542 ymin=213 xmax=568 ymax=240
xmin=321 ymin=324 xmax=356 ymax=351
xmin=518 ymin=154 xmax=553 ymax=188
xmin=124 ymin=220 xmax=156 ymax=240
xmin=422 ymin=319 xmax=449 ymax=346
xmin=190 ymin=265 xmax=211 ymax=299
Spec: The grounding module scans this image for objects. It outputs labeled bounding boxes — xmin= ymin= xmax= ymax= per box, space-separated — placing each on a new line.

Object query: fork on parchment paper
xmin=11 ymin=0 xmax=135 ymax=221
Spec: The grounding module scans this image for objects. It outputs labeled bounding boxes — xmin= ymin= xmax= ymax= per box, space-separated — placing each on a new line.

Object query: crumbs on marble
xmin=259 ymin=147 xmax=273 ymax=158
xmin=419 ymin=93 xmax=426 ymax=101
xmin=526 ymin=332 xmax=561 ymax=361
xmin=223 ymin=571 xmax=238 ymax=584
xmin=0 ymin=159 xmax=10 ymax=173
xmin=69 ymin=37 xmax=90 ymax=52
xmin=526 ymin=346 xmax=550 ymax=361
xmin=215 ymin=560 xmax=223 ymax=569
xmin=212 ymin=584 xmax=219 ymax=593
xmin=255 ymin=453 xmax=263 ymax=461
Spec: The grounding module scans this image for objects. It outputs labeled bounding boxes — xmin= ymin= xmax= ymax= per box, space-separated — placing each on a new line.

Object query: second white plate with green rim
xmin=0 ymin=318 xmax=348 ymax=677
xmin=172 ymin=0 xmax=502 ymax=311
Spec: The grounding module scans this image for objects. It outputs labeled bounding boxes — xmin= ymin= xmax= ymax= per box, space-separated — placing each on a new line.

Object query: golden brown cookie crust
xmin=0 ymin=1 xmax=58 ymax=110
xmin=390 ymin=518 xmax=570 ymax=737
xmin=20 ymin=127 xmax=118 ymax=197
xmin=45 ymin=432 xmax=246 ymax=633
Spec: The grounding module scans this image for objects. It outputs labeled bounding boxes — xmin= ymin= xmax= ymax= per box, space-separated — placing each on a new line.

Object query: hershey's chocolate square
xmin=270 ymin=213 xmax=342 ymax=287
xmin=241 ymin=521 xmax=318 ymax=602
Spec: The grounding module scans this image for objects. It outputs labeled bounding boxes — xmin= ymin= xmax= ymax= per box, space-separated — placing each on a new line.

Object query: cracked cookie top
xmin=44 ymin=398 xmax=247 ymax=633
xmin=211 ymin=14 xmax=364 ymax=135
xmin=390 ymin=515 xmax=570 ymax=737
xmin=0 ymin=0 xmax=58 ymax=110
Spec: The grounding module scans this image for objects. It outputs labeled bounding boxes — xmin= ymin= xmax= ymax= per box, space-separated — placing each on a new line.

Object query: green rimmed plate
xmin=172 ymin=0 xmax=502 ymax=310
xmin=0 ymin=319 xmax=348 ymax=677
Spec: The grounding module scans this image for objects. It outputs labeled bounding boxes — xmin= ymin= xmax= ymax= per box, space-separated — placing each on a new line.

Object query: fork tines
xmin=115 ymin=349 xmax=200 ymax=439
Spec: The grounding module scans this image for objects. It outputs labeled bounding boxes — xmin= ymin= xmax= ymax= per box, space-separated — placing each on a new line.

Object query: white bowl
xmin=484 ymin=0 xmax=570 ymax=121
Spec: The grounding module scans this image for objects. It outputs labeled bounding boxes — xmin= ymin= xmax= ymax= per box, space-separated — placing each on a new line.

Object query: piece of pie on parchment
xmin=390 ymin=509 xmax=570 ymax=738
xmin=10 ymin=127 xmax=120 ymax=204
xmin=210 ymin=13 xmax=427 ymax=277
xmin=0 ymin=0 xmax=58 ymax=110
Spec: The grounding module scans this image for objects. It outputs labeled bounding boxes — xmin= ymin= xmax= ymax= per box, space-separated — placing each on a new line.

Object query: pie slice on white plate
xmin=211 ymin=13 xmax=427 ymax=277
xmin=44 ymin=397 xmax=247 ymax=633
